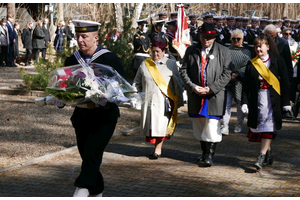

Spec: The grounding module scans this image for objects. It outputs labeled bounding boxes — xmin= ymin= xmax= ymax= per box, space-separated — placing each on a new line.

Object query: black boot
xmin=197 ymin=141 xmax=207 ymax=162
xmin=263 ymin=150 xmax=273 ymax=166
xmin=204 ymin=142 xmax=217 ymax=166
xmin=255 ymin=153 xmax=266 ymax=170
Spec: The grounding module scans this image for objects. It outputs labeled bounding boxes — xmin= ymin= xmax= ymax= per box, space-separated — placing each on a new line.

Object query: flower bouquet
xmin=291 ymin=49 xmax=300 ymax=67
xmin=43 ymin=63 xmax=136 ymax=105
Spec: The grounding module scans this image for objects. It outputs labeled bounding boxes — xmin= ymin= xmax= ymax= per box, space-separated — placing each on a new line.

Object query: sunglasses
xmin=284 ymin=33 xmax=292 ymax=36
xmin=232 ymin=37 xmax=241 ymax=42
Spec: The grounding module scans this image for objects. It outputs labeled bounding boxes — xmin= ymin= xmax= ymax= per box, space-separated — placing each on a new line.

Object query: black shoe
xmin=197 ymin=141 xmax=207 ymax=162
xmin=263 ymin=150 xmax=273 ymax=166
xmin=12 ymin=64 xmax=17 ymax=67
xmin=283 ymin=110 xmax=294 ymax=119
xmin=25 ymin=63 xmax=29 ymax=66
xmin=204 ymin=142 xmax=217 ymax=167
xmin=255 ymin=153 xmax=266 ymax=170
xmin=148 ymin=152 xmax=161 ymax=159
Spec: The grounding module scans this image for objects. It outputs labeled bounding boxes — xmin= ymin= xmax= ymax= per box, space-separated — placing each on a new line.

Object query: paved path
xmin=0 ymin=109 xmax=299 ymax=197
xmin=0 ymin=65 xmax=299 ymax=197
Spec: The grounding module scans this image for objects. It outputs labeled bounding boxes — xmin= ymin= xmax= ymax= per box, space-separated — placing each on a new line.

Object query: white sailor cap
xmin=137 ymin=19 xmax=148 ymax=25
xmin=202 ymin=13 xmax=215 ymax=19
xmin=158 ymin=12 xmax=168 ymax=17
xmin=154 ymin=19 xmax=166 ymax=25
xmin=251 ymin=17 xmax=259 ymax=22
xmin=72 ymin=20 xmax=101 ymax=33
xmin=284 ymin=18 xmax=292 ymax=22
xmin=166 ymin=19 xmax=177 ymax=25
xmin=213 ymin=16 xmax=224 ymax=21
xmin=260 ymin=18 xmax=268 ymax=23
xmin=188 ymin=14 xmax=197 ymax=19
xmin=170 ymin=12 xmax=178 ymax=17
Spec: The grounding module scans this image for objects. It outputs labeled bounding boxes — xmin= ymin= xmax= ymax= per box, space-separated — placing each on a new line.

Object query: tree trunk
xmin=7 ymin=3 xmax=15 ymax=19
xmin=216 ymin=3 xmax=222 ymax=16
xmin=56 ymin=3 xmax=64 ymax=23
xmin=282 ymin=3 xmax=288 ymax=18
xmin=131 ymin=3 xmax=143 ymax=29
xmin=114 ymin=3 xmax=123 ymax=33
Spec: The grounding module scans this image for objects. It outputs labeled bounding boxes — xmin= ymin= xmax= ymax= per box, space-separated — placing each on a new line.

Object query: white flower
xmin=209 ymin=55 xmax=214 ymax=60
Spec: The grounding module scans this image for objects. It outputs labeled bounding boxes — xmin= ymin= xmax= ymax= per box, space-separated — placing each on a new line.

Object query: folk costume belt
xmin=144 ymin=58 xmax=179 ymax=136
xmin=251 ymin=56 xmax=281 ymax=95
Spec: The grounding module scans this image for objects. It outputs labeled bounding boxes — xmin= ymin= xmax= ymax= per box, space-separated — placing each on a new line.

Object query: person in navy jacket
xmin=6 ymin=14 xmax=17 ymax=67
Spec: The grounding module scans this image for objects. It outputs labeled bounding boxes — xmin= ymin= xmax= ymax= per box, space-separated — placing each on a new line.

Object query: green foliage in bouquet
xmin=46 ymin=87 xmax=86 ymax=103
xmin=20 ymin=42 xmax=77 ymax=91
xmin=98 ymin=15 xmax=135 ymax=82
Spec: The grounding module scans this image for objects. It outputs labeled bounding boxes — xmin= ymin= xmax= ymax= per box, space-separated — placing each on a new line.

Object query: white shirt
xmin=201 ymin=46 xmax=212 ymax=58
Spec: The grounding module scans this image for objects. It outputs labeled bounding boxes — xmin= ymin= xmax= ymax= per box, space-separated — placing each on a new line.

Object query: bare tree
xmin=114 ymin=3 xmax=123 ymax=33
xmin=7 ymin=3 xmax=15 ymax=19
xmin=282 ymin=3 xmax=288 ymax=18
xmin=131 ymin=3 xmax=143 ymax=29
xmin=216 ymin=3 xmax=222 ymax=16
xmin=56 ymin=3 xmax=64 ymax=23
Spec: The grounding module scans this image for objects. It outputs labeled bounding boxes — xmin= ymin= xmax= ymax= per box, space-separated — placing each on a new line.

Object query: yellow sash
xmin=251 ymin=56 xmax=281 ymax=95
xmin=144 ymin=58 xmax=179 ymax=136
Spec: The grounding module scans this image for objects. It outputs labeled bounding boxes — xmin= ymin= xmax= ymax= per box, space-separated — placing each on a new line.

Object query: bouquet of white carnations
xmin=41 ymin=63 xmax=137 ymax=105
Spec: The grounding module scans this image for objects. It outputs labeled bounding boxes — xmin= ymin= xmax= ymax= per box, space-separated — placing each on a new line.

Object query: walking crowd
xmin=132 ymin=11 xmax=299 ymax=171
xmin=1 ymin=9 xmax=300 ymax=197
xmin=0 ymin=15 xmax=76 ymax=67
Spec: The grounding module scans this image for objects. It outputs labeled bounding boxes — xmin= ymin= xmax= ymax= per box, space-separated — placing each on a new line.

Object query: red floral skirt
xmin=247 ymin=128 xmax=276 ymax=142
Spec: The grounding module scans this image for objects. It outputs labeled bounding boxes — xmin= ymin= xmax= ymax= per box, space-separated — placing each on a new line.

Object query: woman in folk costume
xmin=180 ymin=22 xmax=231 ymax=166
xmin=241 ymin=34 xmax=291 ymax=170
xmin=132 ymin=41 xmax=184 ymax=159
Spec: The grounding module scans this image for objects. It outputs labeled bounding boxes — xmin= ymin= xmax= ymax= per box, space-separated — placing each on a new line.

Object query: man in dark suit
xmin=42 ymin=18 xmax=51 ymax=62
xmin=264 ymin=24 xmax=293 ymax=85
xmin=6 ymin=14 xmax=16 ymax=67
xmin=180 ymin=22 xmax=231 ymax=167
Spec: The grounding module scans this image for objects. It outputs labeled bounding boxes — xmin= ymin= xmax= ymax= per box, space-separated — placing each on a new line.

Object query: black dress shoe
xmin=12 ymin=64 xmax=17 ymax=67
xmin=148 ymin=152 xmax=161 ymax=159
xmin=283 ymin=110 xmax=294 ymax=119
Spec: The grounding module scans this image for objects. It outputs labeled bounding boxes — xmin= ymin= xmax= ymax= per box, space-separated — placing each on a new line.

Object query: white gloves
xmin=130 ymin=93 xmax=141 ymax=110
xmin=283 ymin=105 xmax=292 ymax=111
xmin=241 ymin=104 xmax=248 ymax=114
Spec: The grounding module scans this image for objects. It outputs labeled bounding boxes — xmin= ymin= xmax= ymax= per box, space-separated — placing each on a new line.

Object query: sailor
xmin=188 ymin=14 xmax=198 ymax=44
xmin=53 ymin=20 xmax=125 ymax=197
xmin=132 ymin=18 xmax=151 ymax=75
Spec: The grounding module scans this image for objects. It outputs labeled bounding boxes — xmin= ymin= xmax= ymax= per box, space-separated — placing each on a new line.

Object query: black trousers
xmin=71 ymin=105 xmax=119 ymax=195
xmin=25 ymin=49 xmax=32 ymax=64
xmin=7 ymin=43 xmax=14 ymax=66
xmin=0 ymin=46 xmax=8 ymax=65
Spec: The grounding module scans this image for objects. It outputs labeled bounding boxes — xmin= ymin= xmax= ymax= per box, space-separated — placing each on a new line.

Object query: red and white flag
xmin=172 ymin=4 xmax=191 ymax=59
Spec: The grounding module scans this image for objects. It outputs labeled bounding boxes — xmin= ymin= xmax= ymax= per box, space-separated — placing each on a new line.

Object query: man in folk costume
xmin=180 ymin=22 xmax=231 ymax=166
xmin=132 ymin=19 xmax=151 ymax=75
xmin=53 ymin=20 xmax=125 ymax=197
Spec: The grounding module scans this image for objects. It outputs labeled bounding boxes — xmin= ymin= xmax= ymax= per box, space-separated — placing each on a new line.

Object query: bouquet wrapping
xmin=39 ymin=63 xmax=140 ymax=106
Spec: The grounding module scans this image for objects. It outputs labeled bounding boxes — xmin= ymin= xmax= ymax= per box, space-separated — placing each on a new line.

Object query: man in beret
xmin=180 ymin=22 xmax=231 ymax=167
xmin=54 ymin=20 xmax=125 ymax=197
